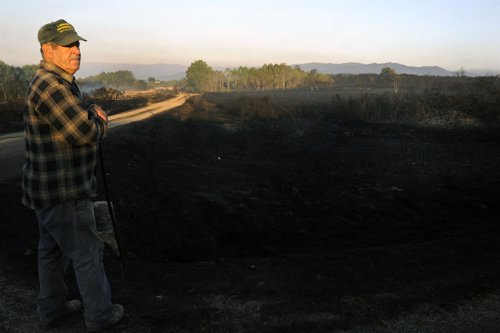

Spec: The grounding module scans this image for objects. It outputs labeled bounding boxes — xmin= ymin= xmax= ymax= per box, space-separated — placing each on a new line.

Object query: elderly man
xmin=22 ymin=19 xmax=124 ymax=331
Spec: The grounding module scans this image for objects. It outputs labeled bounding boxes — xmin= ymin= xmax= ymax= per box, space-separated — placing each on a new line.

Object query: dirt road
xmin=107 ymin=94 xmax=190 ymax=129
xmin=0 ymin=94 xmax=190 ymax=183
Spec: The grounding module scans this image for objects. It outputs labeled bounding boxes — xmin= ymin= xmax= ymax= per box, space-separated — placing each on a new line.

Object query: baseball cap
xmin=38 ymin=19 xmax=87 ymax=46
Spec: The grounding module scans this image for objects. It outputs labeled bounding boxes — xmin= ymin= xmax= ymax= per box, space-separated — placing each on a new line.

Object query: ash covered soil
xmin=2 ymin=95 xmax=500 ymax=332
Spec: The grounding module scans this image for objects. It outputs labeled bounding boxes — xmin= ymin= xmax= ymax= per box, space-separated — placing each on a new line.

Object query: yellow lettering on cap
xmin=56 ymin=23 xmax=74 ymax=33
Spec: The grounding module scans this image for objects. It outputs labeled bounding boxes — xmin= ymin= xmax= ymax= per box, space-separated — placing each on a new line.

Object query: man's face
xmin=43 ymin=41 xmax=81 ymax=75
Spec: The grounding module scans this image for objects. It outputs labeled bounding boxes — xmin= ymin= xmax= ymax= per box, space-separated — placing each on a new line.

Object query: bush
xmin=330 ymin=90 xmax=500 ymax=126
xmin=0 ymin=98 xmax=24 ymax=131
xmin=223 ymin=96 xmax=295 ymax=121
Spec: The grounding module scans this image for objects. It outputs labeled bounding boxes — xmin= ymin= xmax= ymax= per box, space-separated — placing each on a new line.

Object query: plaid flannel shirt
xmin=22 ymin=60 xmax=108 ymax=209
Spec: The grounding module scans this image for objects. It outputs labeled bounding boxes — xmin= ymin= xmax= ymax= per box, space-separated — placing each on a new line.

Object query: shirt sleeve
xmin=35 ymin=79 xmax=107 ymax=146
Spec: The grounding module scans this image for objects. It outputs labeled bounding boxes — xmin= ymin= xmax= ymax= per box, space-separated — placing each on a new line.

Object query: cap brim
xmin=53 ymin=33 xmax=87 ymax=46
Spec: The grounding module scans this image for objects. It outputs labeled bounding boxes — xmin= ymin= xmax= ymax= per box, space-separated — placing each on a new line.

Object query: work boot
xmin=86 ymin=304 xmax=124 ymax=332
xmin=40 ymin=299 xmax=83 ymax=328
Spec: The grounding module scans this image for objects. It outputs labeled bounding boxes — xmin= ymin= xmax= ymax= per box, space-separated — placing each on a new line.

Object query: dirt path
xmin=0 ymin=93 xmax=190 ymax=183
xmin=108 ymin=93 xmax=191 ymax=129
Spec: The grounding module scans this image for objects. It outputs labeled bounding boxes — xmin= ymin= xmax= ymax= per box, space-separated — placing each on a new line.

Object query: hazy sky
xmin=0 ymin=0 xmax=499 ymax=71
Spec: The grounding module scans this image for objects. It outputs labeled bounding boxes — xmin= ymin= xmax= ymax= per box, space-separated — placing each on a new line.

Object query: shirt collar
xmin=39 ymin=60 xmax=75 ymax=84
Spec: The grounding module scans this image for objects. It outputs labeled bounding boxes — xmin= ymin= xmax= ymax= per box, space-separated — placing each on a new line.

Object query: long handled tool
xmin=98 ymin=143 xmax=127 ymax=279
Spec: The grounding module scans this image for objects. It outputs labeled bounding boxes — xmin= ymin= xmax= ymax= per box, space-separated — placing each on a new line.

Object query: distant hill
xmin=77 ymin=62 xmax=187 ymax=81
xmin=296 ymin=62 xmax=454 ymax=76
xmin=466 ymin=69 xmax=500 ymax=77
xmin=76 ymin=61 xmax=498 ymax=80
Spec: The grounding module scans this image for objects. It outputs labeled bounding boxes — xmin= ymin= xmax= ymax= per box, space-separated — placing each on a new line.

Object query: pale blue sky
xmin=0 ymin=0 xmax=499 ymax=71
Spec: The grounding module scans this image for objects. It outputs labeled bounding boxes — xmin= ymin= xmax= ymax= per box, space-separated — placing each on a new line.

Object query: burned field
xmin=105 ymin=92 xmax=500 ymax=263
xmin=2 ymin=89 xmax=500 ymax=332
xmin=102 ymin=91 xmax=500 ymax=330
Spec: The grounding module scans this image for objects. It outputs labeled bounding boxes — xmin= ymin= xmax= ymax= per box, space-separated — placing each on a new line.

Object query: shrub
xmin=0 ymin=98 xmax=24 ymax=131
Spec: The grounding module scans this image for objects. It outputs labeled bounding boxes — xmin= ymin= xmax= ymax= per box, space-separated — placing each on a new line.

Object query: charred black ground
xmin=101 ymin=93 xmax=500 ymax=263
xmin=2 ymin=91 xmax=500 ymax=332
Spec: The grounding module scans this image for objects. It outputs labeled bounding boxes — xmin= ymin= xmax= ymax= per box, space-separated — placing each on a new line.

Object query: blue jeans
xmin=35 ymin=198 xmax=113 ymax=324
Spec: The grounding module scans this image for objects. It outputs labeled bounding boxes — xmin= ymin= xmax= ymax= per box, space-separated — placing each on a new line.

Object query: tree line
xmin=185 ymin=60 xmax=334 ymax=92
xmin=184 ymin=60 xmax=500 ymax=95
xmin=2 ymin=58 xmax=498 ymax=104
xmin=0 ymin=59 xmax=376 ymax=102
xmin=0 ymin=60 xmax=37 ymax=102
xmin=78 ymin=70 xmax=152 ymax=90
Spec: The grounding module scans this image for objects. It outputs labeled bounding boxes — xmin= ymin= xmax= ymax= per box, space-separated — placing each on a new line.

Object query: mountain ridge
xmin=76 ymin=61 xmax=498 ymax=80
xmin=296 ymin=62 xmax=454 ymax=76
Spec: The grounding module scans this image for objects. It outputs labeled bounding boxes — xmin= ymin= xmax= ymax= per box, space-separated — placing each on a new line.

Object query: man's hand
xmin=92 ymin=104 xmax=108 ymax=124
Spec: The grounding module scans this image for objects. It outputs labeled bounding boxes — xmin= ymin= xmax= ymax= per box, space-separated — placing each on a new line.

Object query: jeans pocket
xmin=74 ymin=199 xmax=104 ymax=254
xmin=74 ymin=199 xmax=95 ymax=225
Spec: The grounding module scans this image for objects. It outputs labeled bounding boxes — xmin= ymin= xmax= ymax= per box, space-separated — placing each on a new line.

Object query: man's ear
xmin=41 ymin=43 xmax=52 ymax=59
